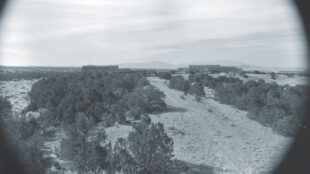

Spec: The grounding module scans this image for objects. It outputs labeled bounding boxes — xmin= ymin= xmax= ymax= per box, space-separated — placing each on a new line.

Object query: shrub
xmin=270 ymin=72 xmax=277 ymax=80
xmin=1 ymin=97 xmax=52 ymax=174
xmin=0 ymin=97 xmax=11 ymax=118
xmin=25 ymin=72 xmax=163 ymax=126
xmin=169 ymin=76 xmax=190 ymax=94
xmin=253 ymin=70 xmax=265 ymax=74
xmin=60 ymin=114 xmax=111 ymax=174
xmin=273 ymin=116 xmax=299 ymax=136
xmin=113 ymin=115 xmax=174 ymax=174
xmin=157 ymin=72 xmax=172 ymax=80
xmin=126 ymin=86 xmax=167 ymax=114
xmin=188 ymin=81 xmax=205 ymax=98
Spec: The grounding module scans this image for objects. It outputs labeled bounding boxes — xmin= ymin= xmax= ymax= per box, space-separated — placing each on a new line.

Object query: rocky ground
xmin=148 ymin=77 xmax=293 ymax=174
xmin=0 ymin=79 xmax=38 ymax=117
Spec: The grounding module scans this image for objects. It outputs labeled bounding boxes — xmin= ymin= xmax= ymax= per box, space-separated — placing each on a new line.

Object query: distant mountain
xmin=173 ymin=60 xmax=254 ymax=70
xmin=203 ymin=60 xmax=250 ymax=67
xmin=118 ymin=60 xmax=307 ymax=72
xmin=119 ymin=61 xmax=177 ymax=69
xmin=119 ymin=60 xmax=253 ymax=70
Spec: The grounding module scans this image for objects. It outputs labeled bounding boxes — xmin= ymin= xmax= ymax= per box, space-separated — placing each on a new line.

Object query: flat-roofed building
xmin=219 ymin=66 xmax=243 ymax=73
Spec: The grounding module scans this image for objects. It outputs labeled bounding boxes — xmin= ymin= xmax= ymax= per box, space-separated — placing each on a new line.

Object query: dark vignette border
xmin=274 ymin=1 xmax=310 ymax=173
xmin=0 ymin=0 xmax=309 ymax=173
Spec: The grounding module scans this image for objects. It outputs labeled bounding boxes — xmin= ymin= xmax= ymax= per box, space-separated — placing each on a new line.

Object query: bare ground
xmin=148 ymin=77 xmax=292 ymax=174
xmin=0 ymin=79 xmax=38 ymax=117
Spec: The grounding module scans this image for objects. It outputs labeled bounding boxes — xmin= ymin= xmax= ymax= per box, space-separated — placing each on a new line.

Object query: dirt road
xmin=148 ymin=77 xmax=292 ymax=174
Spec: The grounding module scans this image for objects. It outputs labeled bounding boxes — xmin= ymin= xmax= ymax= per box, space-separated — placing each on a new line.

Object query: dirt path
xmin=148 ymin=77 xmax=292 ymax=174
xmin=42 ymin=130 xmax=75 ymax=173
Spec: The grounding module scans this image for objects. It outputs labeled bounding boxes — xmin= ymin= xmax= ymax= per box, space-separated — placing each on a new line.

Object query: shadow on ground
xmin=151 ymin=106 xmax=187 ymax=115
xmin=167 ymin=106 xmax=188 ymax=113
xmin=170 ymin=160 xmax=215 ymax=174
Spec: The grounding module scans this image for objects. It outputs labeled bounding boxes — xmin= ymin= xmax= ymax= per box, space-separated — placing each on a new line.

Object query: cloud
xmin=0 ymin=0 xmax=306 ymax=67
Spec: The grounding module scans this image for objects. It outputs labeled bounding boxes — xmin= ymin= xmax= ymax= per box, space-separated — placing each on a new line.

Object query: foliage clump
xmin=113 ymin=115 xmax=174 ymax=174
xmin=25 ymin=72 xmax=166 ymax=126
xmin=157 ymin=72 xmax=172 ymax=80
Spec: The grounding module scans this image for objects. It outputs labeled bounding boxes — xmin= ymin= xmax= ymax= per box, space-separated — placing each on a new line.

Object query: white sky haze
xmin=0 ymin=0 xmax=307 ymax=68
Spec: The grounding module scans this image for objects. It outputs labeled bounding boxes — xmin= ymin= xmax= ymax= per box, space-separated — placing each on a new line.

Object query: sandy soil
xmin=90 ymin=122 xmax=132 ymax=147
xmin=148 ymin=77 xmax=292 ymax=174
xmin=0 ymin=79 xmax=39 ymax=117
xmin=105 ymin=125 xmax=133 ymax=146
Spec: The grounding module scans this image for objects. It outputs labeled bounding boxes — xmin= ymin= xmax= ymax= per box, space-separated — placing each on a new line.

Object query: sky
xmin=0 ymin=0 xmax=307 ymax=68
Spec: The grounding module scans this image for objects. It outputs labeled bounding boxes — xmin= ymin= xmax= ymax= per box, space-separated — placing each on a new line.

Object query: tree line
xmin=0 ymin=70 xmax=78 ymax=81
xmin=24 ymin=72 xmax=167 ymax=125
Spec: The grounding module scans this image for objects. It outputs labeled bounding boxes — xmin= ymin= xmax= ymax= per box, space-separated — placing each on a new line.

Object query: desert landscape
xmin=0 ymin=65 xmax=307 ymax=174
xmin=0 ymin=0 xmax=307 ymax=173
